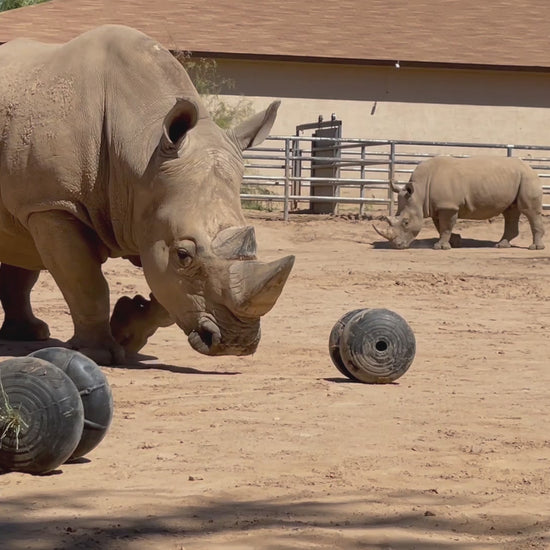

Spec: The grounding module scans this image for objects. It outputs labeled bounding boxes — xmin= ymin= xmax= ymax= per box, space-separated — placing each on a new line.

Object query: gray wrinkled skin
xmin=0 ymin=25 xmax=294 ymax=365
xmin=374 ymin=156 xmax=545 ymax=251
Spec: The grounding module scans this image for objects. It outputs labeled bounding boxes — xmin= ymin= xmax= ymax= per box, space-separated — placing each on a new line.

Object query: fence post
xmin=359 ymin=144 xmax=366 ymax=216
xmin=283 ymin=138 xmax=291 ymax=221
xmin=388 ymin=141 xmax=396 ymax=216
xmin=507 ymin=145 xmax=514 ymax=157
xmin=291 ymin=137 xmax=301 ymax=211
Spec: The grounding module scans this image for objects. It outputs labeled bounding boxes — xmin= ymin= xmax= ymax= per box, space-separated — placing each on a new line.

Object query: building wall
xmin=216 ymin=59 xmax=550 ymax=146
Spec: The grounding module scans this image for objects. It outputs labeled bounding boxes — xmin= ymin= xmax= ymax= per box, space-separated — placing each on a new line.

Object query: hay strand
xmin=0 ymin=376 xmax=28 ymax=450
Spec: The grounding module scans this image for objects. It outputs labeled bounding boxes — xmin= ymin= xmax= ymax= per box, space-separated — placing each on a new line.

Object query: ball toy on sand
xmin=329 ymin=308 xmax=416 ymax=383
xmin=0 ymin=357 xmax=84 ymax=474
xmin=27 ymin=347 xmax=113 ymax=460
xmin=328 ymin=308 xmax=365 ymax=381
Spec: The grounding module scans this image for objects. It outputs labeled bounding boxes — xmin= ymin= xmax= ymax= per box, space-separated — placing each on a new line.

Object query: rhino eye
xmin=176 ymin=248 xmax=193 ymax=267
xmin=174 ymin=239 xmax=196 ymax=268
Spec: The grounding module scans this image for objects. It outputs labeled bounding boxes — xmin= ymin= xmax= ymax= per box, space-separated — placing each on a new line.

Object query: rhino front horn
xmin=373 ymin=222 xmax=395 ymax=241
xmin=227 ymin=255 xmax=295 ymax=317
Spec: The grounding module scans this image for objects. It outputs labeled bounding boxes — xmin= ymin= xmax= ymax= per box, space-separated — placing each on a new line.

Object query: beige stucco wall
xmin=216 ymin=59 xmax=550 ymax=146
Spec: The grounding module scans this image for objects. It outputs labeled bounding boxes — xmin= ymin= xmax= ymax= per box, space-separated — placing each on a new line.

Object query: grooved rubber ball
xmin=0 ymin=357 xmax=84 ymax=474
xmin=27 ymin=348 xmax=113 ymax=459
xmin=328 ymin=308 xmax=365 ymax=381
xmin=331 ymin=308 xmax=416 ymax=383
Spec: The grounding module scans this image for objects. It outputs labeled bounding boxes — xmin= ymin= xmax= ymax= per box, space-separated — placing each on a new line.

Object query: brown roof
xmin=1 ymin=0 xmax=550 ymax=70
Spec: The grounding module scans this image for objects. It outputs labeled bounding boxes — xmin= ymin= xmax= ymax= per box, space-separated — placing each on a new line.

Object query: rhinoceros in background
xmin=373 ymin=156 xmax=545 ymax=250
xmin=0 ymin=25 xmax=294 ymax=365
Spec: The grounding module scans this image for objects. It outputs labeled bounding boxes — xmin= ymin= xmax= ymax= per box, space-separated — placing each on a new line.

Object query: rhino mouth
xmin=185 ymin=314 xmax=260 ymax=356
xmin=373 ymin=219 xmax=414 ymax=249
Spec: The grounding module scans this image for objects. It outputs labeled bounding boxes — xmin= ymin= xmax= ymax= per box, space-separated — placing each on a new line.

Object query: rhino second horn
xmin=228 ymin=255 xmax=295 ymax=317
xmin=212 ymin=226 xmax=257 ymax=259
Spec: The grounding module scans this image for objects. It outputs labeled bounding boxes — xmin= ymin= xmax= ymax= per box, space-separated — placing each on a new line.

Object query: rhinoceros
xmin=373 ymin=156 xmax=545 ymax=250
xmin=0 ymin=25 xmax=294 ymax=365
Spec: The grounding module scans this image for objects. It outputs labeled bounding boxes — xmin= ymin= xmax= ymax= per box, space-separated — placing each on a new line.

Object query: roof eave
xmin=178 ymin=50 xmax=550 ymax=74
xmin=1 ymin=37 xmax=547 ymax=73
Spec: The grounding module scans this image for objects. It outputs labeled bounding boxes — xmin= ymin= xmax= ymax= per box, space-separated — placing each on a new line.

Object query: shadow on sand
xmin=0 ymin=337 xmax=67 ymax=358
xmin=0 ymin=340 xmax=239 ymax=376
xmin=372 ymin=237 xmax=506 ymax=249
xmin=0 ymin=488 xmax=547 ymax=549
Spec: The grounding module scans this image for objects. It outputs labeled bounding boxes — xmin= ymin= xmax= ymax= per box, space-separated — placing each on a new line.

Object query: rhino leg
xmin=110 ymin=293 xmax=174 ymax=354
xmin=496 ymin=205 xmax=520 ymax=248
xmin=516 ymin=181 xmax=546 ymax=250
xmin=527 ymin=224 xmax=545 ymax=249
xmin=433 ymin=217 xmax=461 ymax=248
xmin=522 ymin=210 xmax=545 ymax=250
xmin=0 ymin=264 xmax=50 ymax=341
xmin=433 ymin=210 xmax=457 ymax=250
xmin=27 ymin=211 xmax=125 ymax=365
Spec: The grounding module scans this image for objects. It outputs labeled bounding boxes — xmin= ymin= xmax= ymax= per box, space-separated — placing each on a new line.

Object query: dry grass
xmin=0 ymin=376 xmax=27 ymax=450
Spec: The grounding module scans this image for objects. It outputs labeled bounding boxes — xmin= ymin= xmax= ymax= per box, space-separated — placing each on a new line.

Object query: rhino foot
xmin=110 ymin=295 xmax=160 ymax=353
xmin=449 ymin=233 xmax=462 ymax=248
xmin=68 ymin=335 xmax=125 ymax=366
xmin=528 ymin=243 xmax=545 ymax=250
xmin=495 ymin=239 xmax=512 ymax=248
xmin=433 ymin=241 xmax=451 ymax=250
xmin=0 ymin=318 xmax=50 ymax=341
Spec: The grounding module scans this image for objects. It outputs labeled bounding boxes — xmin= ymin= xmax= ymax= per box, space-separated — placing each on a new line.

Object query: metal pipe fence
xmin=241 ymin=136 xmax=550 ymax=220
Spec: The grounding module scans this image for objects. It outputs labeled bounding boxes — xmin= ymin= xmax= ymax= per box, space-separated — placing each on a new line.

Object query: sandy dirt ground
xmin=1 ymin=212 xmax=549 ymax=550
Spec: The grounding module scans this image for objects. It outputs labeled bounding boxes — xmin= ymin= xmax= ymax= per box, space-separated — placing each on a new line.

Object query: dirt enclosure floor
xmin=1 ymin=212 xmax=550 ymax=550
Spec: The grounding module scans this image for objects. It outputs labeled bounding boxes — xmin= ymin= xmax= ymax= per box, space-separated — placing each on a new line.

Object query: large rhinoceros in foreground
xmin=0 ymin=25 xmax=294 ymax=364
xmin=374 ymin=156 xmax=545 ymax=250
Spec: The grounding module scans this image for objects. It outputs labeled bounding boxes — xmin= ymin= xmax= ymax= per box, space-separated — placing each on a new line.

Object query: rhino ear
xmin=405 ymin=182 xmax=415 ymax=196
xmin=161 ymin=98 xmax=199 ymax=151
xmin=229 ymin=100 xmax=280 ymax=150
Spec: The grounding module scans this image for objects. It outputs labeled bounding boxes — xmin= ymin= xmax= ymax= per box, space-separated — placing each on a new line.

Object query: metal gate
xmin=241 ymin=137 xmax=550 ymax=220
xmin=295 ymin=117 xmax=342 ymax=214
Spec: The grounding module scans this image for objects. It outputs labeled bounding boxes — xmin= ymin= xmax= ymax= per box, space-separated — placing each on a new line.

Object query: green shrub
xmin=0 ymin=0 xmax=50 ymax=11
xmin=176 ymin=52 xmax=254 ymax=129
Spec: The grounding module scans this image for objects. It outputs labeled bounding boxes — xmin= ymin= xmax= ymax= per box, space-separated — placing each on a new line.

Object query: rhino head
xmin=373 ymin=180 xmax=423 ymax=249
xmin=133 ymin=98 xmax=294 ymax=356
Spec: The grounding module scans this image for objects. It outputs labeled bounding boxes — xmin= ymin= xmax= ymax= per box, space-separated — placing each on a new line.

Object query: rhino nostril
xmin=197 ymin=326 xmax=214 ymax=348
xmin=187 ymin=318 xmax=222 ymax=354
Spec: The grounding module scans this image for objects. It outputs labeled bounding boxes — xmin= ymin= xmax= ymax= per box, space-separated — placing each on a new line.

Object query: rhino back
xmin=0 ymin=25 xmax=204 ymax=256
xmin=421 ymin=156 xmax=534 ymax=219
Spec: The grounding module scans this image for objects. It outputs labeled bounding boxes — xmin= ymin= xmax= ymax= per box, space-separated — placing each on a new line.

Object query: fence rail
xmin=241 ymin=136 xmax=550 ymax=220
